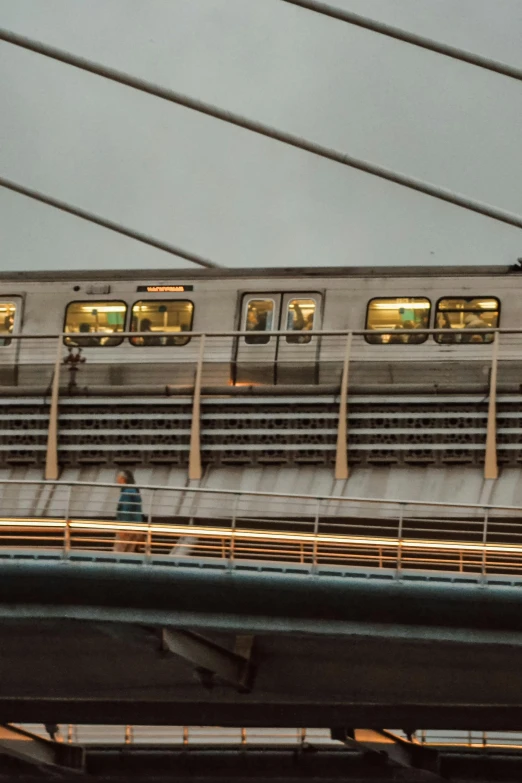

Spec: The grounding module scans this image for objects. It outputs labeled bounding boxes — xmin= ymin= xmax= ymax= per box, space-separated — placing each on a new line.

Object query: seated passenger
xmin=102 ymin=326 xmax=123 ymax=347
xmin=134 ymin=318 xmax=161 ymax=346
xmin=245 ymin=308 xmax=269 ymax=344
xmin=435 ymin=312 xmax=454 ymax=344
xmin=167 ymin=323 xmax=190 ymax=346
xmin=400 ymin=319 xmax=425 ymax=344
xmin=0 ymin=314 xmax=14 ymax=346
xmin=70 ymin=322 xmax=99 ymax=347
xmin=462 ymin=313 xmax=489 ymax=343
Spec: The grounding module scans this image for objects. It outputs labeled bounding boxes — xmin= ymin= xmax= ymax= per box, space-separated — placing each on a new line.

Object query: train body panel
xmin=0 ymin=266 xmax=520 ymax=390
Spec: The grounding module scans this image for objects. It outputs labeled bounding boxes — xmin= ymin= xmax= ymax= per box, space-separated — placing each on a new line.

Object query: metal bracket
xmin=0 ymin=723 xmax=85 ymax=772
xmin=161 ymin=629 xmax=255 ymax=692
xmin=331 ymin=727 xmax=441 ymax=780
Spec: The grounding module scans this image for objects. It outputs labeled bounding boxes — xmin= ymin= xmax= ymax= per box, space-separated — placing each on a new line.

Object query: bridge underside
xmin=2 ymin=558 xmax=522 ymax=729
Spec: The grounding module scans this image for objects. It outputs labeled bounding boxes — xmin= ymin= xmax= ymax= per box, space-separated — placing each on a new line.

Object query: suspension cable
xmin=281 ymin=0 xmax=522 ymax=83
xmin=1 ymin=27 xmax=521 ymax=231
xmin=0 ymin=175 xmax=220 ymax=269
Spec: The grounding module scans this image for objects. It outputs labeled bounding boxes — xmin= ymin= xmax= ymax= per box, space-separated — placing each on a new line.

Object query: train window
xmin=244 ymin=299 xmax=274 ymax=345
xmin=0 ymin=301 xmax=17 ymax=347
xmin=434 ymin=297 xmax=499 ymax=344
xmin=64 ymin=301 xmax=126 ymax=347
xmin=365 ymin=297 xmax=430 ymax=344
xmin=285 ymin=298 xmax=316 ymax=344
xmin=130 ymin=300 xmax=194 ymax=346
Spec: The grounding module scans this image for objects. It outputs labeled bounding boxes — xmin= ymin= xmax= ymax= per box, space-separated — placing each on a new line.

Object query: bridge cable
xmin=280 ymin=0 xmax=522 ymax=83
xmin=0 ymin=175 xmax=220 ymax=269
xmin=1 ymin=27 xmax=522 ymax=231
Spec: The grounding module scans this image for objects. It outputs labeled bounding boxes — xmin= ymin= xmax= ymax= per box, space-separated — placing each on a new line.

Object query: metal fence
xmin=2 ymin=478 xmax=522 ymax=578
xmin=17 ymin=723 xmax=522 ymax=749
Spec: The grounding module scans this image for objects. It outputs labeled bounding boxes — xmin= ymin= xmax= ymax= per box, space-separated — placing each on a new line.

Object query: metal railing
xmin=0 ymin=327 xmax=512 ymax=481
xmin=17 ymin=723 xmax=522 ymax=749
xmin=2 ymin=478 xmax=522 ymax=579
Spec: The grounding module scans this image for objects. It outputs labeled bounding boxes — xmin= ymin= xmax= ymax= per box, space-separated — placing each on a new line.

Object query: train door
xmin=0 ymin=296 xmax=23 ymax=385
xmin=234 ymin=294 xmax=281 ymax=384
xmin=234 ymin=292 xmax=322 ymax=385
xmin=277 ymin=293 xmax=322 ymax=384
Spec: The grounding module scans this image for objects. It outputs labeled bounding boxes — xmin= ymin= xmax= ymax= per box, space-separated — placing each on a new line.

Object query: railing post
xmin=396 ymin=503 xmax=404 ymax=578
xmin=484 ymin=332 xmax=499 ymax=480
xmin=189 ymin=334 xmax=205 ymax=481
xmin=335 ymin=332 xmax=352 ymax=480
xmin=145 ymin=491 xmax=155 ymax=561
xmin=62 ymin=484 xmax=72 ymax=559
xmin=481 ymin=508 xmax=489 ymax=579
xmin=45 ymin=335 xmax=63 ymax=481
xmin=228 ymin=492 xmax=240 ymax=568
xmin=312 ymin=498 xmax=321 ymax=570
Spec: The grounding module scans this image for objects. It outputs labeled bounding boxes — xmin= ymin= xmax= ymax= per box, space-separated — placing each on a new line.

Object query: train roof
xmin=0 ymin=265 xmax=518 ymax=282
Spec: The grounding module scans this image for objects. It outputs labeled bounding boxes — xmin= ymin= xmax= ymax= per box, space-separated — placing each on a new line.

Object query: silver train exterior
xmin=0 ymin=265 xmax=518 ymax=392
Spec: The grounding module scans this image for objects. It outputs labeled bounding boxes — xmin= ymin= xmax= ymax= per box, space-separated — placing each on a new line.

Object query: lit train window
xmin=365 ymin=298 xmax=430 ymax=344
xmin=64 ymin=301 xmax=126 ymax=347
xmin=434 ymin=297 xmax=499 ymax=344
xmin=0 ymin=302 xmax=17 ymax=347
xmin=130 ymin=300 xmax=194 ymax=346
xmin=244 ymin=299 xmax=274 ymax=345
xmin=286 ymin=299 xmax=316 ymax=344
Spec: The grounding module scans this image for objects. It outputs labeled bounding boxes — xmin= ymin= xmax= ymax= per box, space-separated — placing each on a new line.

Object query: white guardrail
xmin=2 ymin=479 xmax=522 ymax=579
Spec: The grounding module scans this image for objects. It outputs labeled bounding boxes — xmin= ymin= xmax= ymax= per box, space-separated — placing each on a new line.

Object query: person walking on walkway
xmin=113 ymin=469 xmax=146 ymax=552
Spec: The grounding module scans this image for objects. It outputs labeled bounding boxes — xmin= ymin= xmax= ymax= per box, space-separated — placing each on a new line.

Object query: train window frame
xmin=433 ymin=296 xmax=500 ymax=345
xmin=129 ymin=298 xmax=195 ymax=347
xmin=0 ymin=300 xmax=18 ymax=348
xmin=63 ymin=300 xmax=128 ymax=347
xmin=285 ymin=297 xmax=317 ymax=345
xmin=242 ymin=297 xmax=276 ymax=345
xmin=365 ymin=297 xmax=431 ymax=345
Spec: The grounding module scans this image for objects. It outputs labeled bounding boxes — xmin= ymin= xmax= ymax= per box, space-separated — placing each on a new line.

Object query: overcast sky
xmin=0 ymin=0 xmax=521 ymax=272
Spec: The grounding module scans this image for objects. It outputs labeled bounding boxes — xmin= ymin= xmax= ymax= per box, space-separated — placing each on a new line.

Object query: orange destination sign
xmin=136 ymin=285 xmax=193 ymax=293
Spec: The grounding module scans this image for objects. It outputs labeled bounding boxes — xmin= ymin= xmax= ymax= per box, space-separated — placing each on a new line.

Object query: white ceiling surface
xmin=1 ymin=465 xmax=521 ymax=520
xmin=0 ymin=0 xmax=521 ymax=272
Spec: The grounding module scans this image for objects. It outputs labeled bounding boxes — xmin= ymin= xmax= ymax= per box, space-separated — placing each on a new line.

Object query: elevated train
xmin=0 ymin=265 xmax=518 ymax=391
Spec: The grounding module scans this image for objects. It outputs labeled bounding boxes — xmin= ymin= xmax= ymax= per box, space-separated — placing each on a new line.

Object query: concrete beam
xmin=161 ymin=630 xmax=255 ymax=691
xmin=0 ymin=723 xmax=84 ymax=772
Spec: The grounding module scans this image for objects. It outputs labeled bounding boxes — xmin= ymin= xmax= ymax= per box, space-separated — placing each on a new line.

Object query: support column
xmin=484 ymin=333 xmax=499 ymax=480
xmin=334 ymin=332 xmax=352 ymax=480
xmin=188 ymin=334 xmax=205 ymax=481
xmin=45 ymin=335 xmax=63 ymax=481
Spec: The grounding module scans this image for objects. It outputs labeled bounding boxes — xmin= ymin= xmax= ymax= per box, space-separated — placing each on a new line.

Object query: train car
xmin=0 ymin=265 xmax=517 ymax=393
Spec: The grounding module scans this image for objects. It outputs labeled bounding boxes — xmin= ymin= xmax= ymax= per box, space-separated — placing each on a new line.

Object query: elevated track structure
xmin=0 ymin=327 xmax=516 ymax=486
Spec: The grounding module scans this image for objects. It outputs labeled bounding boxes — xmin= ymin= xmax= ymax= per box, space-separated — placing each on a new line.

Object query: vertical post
xmin=312 ymin=498 xmax=321 ymax=570
xmin=62 ymin=484 xmax=72 ymax=559
xmin=484 ymin=333 xmax=499 ymax=480
xmin=396 ymin=504 xmax=404 ymax=578
xmin=334 ymin=332 xmax=352 ymax=480
xmin=145 ymin=491 xmax=154 ymax=561
xmin=188 ymin=335 xmax=205 ymax=481
xmin=228 ymin=492 xmax=240 ymax=568
xmin=45 ymin=335 xmax=63 ymax=481
xmin=481 ymin=508 xmax=489 ymax=579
